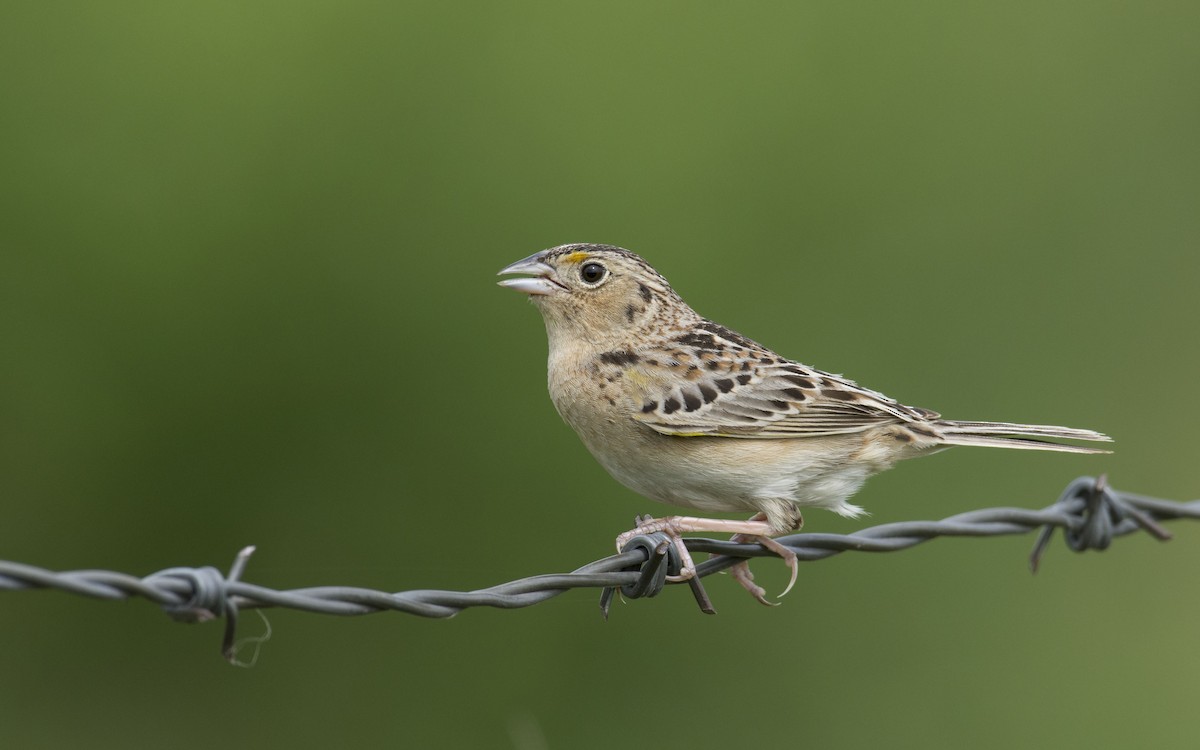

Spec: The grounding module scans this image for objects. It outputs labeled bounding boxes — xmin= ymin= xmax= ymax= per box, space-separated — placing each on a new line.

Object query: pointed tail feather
xmin=935 ymin=420 xmax=1112 ymax=454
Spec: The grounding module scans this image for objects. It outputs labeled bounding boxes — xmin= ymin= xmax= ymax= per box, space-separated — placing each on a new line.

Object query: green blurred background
xmin=1 ymin=2 xmax=1197 ymax=747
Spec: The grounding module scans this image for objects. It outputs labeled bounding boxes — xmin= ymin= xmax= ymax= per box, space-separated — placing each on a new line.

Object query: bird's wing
xmin=623 ymin=340 xmax=936 ymax=439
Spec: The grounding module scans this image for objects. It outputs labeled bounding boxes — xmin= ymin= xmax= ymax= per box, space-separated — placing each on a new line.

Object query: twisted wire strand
xmin=1 ymin=476 xmax=1196 ymax=662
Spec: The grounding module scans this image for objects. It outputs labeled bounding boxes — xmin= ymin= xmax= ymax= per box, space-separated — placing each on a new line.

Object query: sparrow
xmin=498 ymin=243 xmax=1111 ymax=603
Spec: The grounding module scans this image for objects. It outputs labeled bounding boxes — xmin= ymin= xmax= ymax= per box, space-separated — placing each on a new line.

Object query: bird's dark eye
xmin=579 ymin=261 xmax=607 ymax=285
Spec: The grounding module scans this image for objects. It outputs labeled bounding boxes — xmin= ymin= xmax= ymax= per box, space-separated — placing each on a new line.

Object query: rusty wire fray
xmin=1 ymin=476 xmax=1195 ymax=663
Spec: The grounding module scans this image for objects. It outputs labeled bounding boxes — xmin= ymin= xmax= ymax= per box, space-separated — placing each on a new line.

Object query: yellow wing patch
xmin=624 ymin=368 xmax=651 ymax=388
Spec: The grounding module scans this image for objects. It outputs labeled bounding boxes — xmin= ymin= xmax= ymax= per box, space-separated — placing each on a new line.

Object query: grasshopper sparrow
xmin=498 ymin=243 xmax=1111 ymax=603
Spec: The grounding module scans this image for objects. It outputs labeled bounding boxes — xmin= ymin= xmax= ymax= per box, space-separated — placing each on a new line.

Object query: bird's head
xmin=498 ymin=244 xmax=684 ymax=348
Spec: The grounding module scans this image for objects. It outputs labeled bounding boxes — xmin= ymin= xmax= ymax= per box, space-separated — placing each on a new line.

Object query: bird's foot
xmin=615 ymin=515 xmax=700 ymax=583
xmin=722 ymin=510 xmax=800 ymax=606
xmin=727 ymin=560 xmax=770 ymax=605
xmin=615 ymin=514 xmax=783 ymax=584
xmin=726 ymin=533 xmax=799 ymax=605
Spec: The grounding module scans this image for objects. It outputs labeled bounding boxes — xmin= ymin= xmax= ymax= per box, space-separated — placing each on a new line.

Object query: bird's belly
xmin=577 ymin=421 xmax=876 ymax=517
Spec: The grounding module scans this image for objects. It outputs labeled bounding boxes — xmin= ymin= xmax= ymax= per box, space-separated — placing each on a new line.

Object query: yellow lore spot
xmin=563 ymin=251 xmax=590 ymax=264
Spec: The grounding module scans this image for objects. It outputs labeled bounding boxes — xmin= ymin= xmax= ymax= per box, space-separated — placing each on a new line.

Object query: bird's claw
xmin=756 ymin=534 xmax=800 ymax=598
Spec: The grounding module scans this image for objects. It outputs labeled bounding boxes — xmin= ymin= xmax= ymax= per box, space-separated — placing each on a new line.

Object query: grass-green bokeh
xmin=1 ymin=2 xmax=1197 ymax=747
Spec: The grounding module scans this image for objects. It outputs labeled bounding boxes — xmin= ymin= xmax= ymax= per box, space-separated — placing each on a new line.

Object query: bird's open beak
xmin=497 ymin=252 xmax=565 ymax=296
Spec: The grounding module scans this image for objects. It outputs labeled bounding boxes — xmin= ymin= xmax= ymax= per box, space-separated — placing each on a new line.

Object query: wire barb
xmin=599 ymin=532 xmax=717 ymax=618
xmin=1 ymin=477 xmax=1196 ymax=662
xmin=143 ymin=545 xmax=259 ymax=664
xmin=1028 ymin=474 xmax=1173 ymax=572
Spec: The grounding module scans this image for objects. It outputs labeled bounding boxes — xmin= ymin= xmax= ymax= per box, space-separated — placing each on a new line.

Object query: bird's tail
xmin=934 ymin=420 xmax=1113 ymax=454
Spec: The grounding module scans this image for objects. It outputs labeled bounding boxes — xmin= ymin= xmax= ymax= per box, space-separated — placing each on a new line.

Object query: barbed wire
xmin=1 ymin=475 xmax=1196 ymax=664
